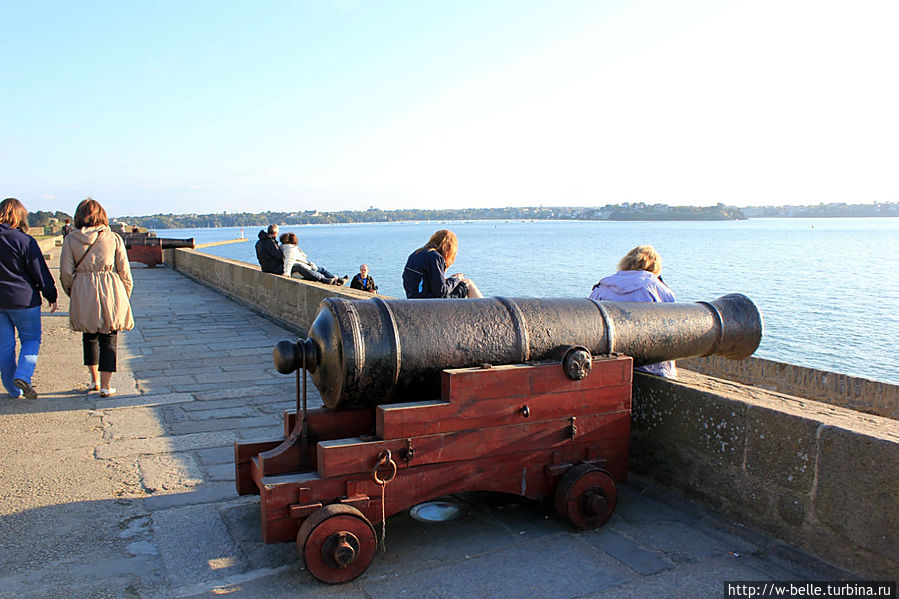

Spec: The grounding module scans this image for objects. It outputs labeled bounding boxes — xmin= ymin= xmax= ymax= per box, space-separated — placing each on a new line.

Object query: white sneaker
xmin=87 ymin=381 xmax=100 ymax=392
xmin=100 ymin=388 xmax=117 ymax=398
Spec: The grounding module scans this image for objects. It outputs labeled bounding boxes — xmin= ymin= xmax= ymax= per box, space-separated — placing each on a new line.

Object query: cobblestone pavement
xmin=0 ymin=260 xmax=854 ymax=599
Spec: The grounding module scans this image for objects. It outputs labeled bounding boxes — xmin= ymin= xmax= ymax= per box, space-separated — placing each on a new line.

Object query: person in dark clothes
xmin=350 ymin=264 xmax=377 ymax=293
xmin=255 ymin=224 xmax=283 ymax=274
xmin=402 ymin=229 xmax=483 ymax=299
xmin=0 ymin=198 xmax=58 ymax=399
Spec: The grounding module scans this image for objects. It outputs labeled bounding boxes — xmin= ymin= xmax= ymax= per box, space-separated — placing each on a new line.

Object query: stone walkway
xmin=0 ymin=258 xmax=854 ymax=599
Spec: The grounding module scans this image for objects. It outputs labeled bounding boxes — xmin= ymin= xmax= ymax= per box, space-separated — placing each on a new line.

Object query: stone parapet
xmin=681 ymin=356 xmax=898 ymax=420
xmin=168 ymin=248 xmax=378 ymax=333
xmin=36 ymin=235 xmax=62 ymax=251
xmin=630 ymin=370 xmax=898 ymax=579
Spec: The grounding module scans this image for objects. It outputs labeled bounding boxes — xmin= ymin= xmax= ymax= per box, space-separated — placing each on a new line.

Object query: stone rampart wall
xmin=170 ymin=248 xmax=898 ymax=578
xmin=168 ymin=248 xmax=376 ymax=333
xmin=631 ymin=372 xmax=898 ymax=579
xmin=37 ymin=235 xmax=62 ymax=253
xmin=682 ymin=356 xmax=898 ymax=420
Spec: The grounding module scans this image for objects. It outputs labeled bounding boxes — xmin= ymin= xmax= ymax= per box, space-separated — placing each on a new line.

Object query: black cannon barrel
xmin=122 ymin=236 xmax=195 ymax=249
xmin=274 ymin=294 xmax=763 ymax=410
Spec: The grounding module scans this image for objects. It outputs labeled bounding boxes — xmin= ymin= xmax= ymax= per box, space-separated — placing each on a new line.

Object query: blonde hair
xmin=419 ymin=229 xmax=459 ymax=266
xmin=74 ymin=198 xmax=109 ymax=228
xmin=0 ymin=198 xmax=28 ymax=233
xmin=618 ymin=245 xmax=662 ymax=275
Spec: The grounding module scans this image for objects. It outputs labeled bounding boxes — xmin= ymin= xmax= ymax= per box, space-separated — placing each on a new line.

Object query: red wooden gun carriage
xmin=235 ymin=295 xmax=762 ymax=583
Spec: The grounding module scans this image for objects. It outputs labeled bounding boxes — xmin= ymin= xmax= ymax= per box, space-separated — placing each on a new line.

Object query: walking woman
xmin=0 ymin=198 xmax=58 ymax=399
xmin=60 ymin=198 xmax=134 ymax=397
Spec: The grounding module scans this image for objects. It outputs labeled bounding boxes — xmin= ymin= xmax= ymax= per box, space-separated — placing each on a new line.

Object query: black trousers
xmin=83 ymin=332 xmax=118 ymax=372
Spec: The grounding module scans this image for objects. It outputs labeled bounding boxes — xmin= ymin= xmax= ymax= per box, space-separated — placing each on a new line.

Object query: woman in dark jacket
xmin=0 ymin=198 xmax=58 ymax=399
xmin=402 ymin=230 xmax=482 ymax=299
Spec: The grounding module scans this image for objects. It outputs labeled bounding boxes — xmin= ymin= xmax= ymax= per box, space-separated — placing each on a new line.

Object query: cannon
xmin=119 ymin=232 xmax=195 ymax=267
xmin=235 ymin=294 xmax=762 ymax=583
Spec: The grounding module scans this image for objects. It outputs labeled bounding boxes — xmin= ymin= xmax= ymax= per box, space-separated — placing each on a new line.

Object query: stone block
xmin=275 ymin=277 xmax=299 ymax=309
xmin=584 ymin=529 xmax=673 ymax=575
xmin=186 ymin=406 xmax=260 ymax=420
xmin=182 ymin=397 xmax=258 ymax=411
xmin=167 ymin=415 xmax=276 ymax=436
xmin=628 ymin=429 xmax=696 ymax=486
xmin=144 ymin=482 xmax=236 ymax=511
xmin=171 ymin=382 xmax=234 ymax=393
xmin=774 ymin=492 xmax=807 ymax=528
xmin=94 ymin=392 xmax=194 ymax=411
xmin=204 ymin=463 xmax=235 ymax=481
xmin=101 ymin=407 xmax=167 ymax=441
xmin=609 ymin=518 xmax=728 ymax=564
xmin=361 ymin=534 xmax=633 ymax=599
xmin=614 ymin=484 xmax=704 ymax=526
xmin=814 ymin=426 xmax=899 ymax=569
xmin=633 ymin=376 xmax=748 ymax=467
xmin=693 ymin=461 xmax=773 ymax=521
xmin=194 ymin=370 xmax=268 ymax=384
xmin=195 ymin=445 xmax=236 ymax=465
xmin=583 ymin=555 xmax=766 ymax=599
xmin=151 ymin=502 xmax=246 ymax=588
xmin=138 ymin=453 xmax=205 ymax=492
xmin=96 ymin=431 xmax=238 ymax=459
xmin=745 ymin=405 xmax=817 ymax=491
xmin=237 ymin=425 xmax=285 ymax=439
xmin=193 ymin=385 xmax=285 ymax=401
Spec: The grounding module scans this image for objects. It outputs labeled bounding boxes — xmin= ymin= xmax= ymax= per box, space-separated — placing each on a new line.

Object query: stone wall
xmin=37 ymin=235 xmax=62 ymax=254
xmin=630 ymin=371 xmax=898 ymax=579
xmin=682 ymin=356 xmax=898 ymax=420
xmin=168 ymin=248 xmax=378 ymax=333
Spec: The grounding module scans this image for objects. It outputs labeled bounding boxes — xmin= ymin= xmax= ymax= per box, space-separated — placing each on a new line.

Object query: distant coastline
xmin=114 ymin=201 xmax=898 ymax=229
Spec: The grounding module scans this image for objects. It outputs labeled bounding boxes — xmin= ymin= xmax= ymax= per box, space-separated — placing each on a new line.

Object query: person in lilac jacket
xmin=589 ymin=245 xmax=677 ymax=378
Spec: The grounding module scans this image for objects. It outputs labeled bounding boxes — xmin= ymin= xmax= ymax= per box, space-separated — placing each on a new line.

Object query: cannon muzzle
xmin=273 ymin=294 xmax=763 ymax=410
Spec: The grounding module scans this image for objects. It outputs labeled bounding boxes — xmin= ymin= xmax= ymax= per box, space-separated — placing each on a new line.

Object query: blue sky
xmin=2 ymin=0 xmax=897 ymax=217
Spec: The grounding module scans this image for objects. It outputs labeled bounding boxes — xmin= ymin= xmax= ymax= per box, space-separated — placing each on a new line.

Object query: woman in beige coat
xmin=60 ymin=198 xmax=134 ymax=397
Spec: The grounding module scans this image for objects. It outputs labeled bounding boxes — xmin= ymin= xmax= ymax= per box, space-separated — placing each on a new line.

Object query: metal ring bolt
xmin=372 ymin=449 xmax=397 ymax=486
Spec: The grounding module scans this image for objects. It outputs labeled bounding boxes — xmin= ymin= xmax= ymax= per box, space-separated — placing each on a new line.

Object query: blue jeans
xmin=292 ymin=263 xmax=336 ymax=283
xmin=0 ymin=306 xmax=42 ymax=397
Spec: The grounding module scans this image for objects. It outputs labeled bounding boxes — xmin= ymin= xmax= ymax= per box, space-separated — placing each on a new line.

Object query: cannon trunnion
xmin=235 ymin=295 xmax=762 ymax=583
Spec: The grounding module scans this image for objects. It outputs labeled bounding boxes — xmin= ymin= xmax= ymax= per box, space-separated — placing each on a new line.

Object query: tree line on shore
xmin=28 ymin=201 xmax=897 ymax=231
xmin=118 ymin=204 xmax=747 ymax=229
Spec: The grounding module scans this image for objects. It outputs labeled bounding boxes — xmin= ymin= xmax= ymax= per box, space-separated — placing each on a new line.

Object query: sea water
xmin=159 ymin=218 xmax=899 ymax=385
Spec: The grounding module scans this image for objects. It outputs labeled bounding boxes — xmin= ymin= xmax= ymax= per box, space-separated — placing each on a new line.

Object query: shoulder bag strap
xmin=73 ymin=231 xmax=103 ymax=270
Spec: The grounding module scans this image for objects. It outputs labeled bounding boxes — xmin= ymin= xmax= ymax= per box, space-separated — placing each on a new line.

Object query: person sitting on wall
xmin=589 ymin=244 xmax=677 ymax=378
xmin=350 ymin=264 xmax=377 ymax=293
xmin=255 ymin=224 xmax=283 ymax=275
xmin=61 ymin=218 xmax=73 ymax=237
xmin=280 ymin=232 xmax=348 ymax=286
xmin=403 ymin=229 xmax=483 ymax=299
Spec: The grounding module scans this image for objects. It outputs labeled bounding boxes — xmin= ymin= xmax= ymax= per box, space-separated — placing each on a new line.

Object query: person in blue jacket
xmin=403 ymin=229 xmax=483 ymax=299
xmin=589 ymin=245 xmax=677 ymax=378
xmin=0 ymin=198 xmax=58 ymax=399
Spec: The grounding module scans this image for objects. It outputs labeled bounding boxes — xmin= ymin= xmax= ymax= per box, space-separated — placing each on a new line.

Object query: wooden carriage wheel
xmin=554 ymin=464 xmax=617 ymax=529
xmin=297 ymin=504 xmax=377 ymax=584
